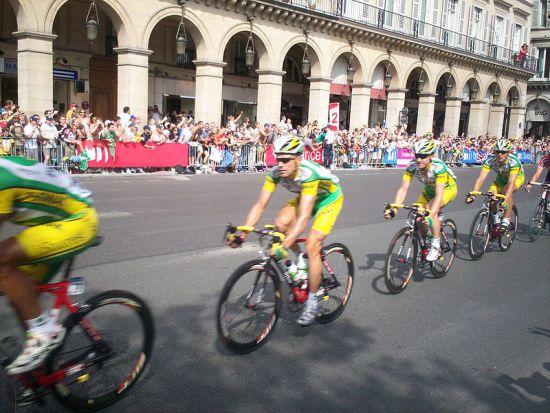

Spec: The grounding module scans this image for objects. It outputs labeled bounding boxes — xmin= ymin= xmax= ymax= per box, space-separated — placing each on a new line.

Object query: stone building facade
xmin=0 ymin=0 xmax=538 ymax=138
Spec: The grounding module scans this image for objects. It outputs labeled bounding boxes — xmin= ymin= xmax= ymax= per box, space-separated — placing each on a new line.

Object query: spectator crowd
xmin=1 ymin=99 xmax=549 ymax=174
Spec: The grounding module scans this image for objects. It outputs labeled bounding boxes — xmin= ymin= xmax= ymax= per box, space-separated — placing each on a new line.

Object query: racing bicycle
xmin=467 ymin=192 xmax=518 ymax=260
xmin=527 ymin=181 xmax=550 ymax=242
xmin=0 ymin=237 xmax=155 ymax=411
xmin=217 ymin=224 xmax=354 ymax=353
xmin=383 ymin=203 xmax=457 ymax=294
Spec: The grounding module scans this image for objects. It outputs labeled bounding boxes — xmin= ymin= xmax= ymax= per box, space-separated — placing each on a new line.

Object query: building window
xmin=105 ymin=20 xmax=117 ymax=56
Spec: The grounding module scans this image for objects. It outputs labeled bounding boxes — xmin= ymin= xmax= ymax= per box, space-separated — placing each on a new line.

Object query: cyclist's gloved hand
xmin=271 ymin=244 xmax=288 ymax=260
xmin=525 ymin=182 xmax=533 ymax=192
xmin=465 ymin=193 xmax=476 ymax=204
xmin=227 ymin=232 xmax=246 ymax=248
xmin=384 ymin=207 xmax=396 ymax=219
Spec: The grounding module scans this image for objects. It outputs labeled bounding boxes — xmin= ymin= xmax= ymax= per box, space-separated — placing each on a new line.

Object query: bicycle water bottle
xmin=286 ymin=260 xmax=298 ymax=280
xmin=68 ymin=276 xmax=86 ymax=298
xmin=296 ymin=253 xmax=308 ymax=281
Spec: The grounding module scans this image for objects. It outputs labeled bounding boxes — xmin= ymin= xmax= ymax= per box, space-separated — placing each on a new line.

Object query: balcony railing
xmin=277 ymin=0 xmax=538 ymax=72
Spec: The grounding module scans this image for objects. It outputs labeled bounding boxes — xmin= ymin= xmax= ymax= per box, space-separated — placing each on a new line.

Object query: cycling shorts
xmin=488 ymin=174 xmax=525 ymax=194
xmin=286 ymin=193 xmax=344 ymax=235
xmin=16 ymin=207 xmax=99 ymax=284
xmin=415 ymin=185 xmax=457 ymax=207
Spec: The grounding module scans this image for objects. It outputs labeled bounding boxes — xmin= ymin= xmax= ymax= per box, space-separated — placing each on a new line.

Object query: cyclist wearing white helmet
xmin=466 ymin=139 xmax=524 ymax=232
xmin=385 ymin=139 xmax=458 ymax=261
xmin=228 ymin=134 xmax=343 ymax=326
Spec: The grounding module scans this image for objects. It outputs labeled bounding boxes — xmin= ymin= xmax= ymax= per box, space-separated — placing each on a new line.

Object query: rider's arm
xmin=283 ymin=193 xmax=316 ymax=249
xmin=243 ymin=188 xmax=273 ymax=228
xmin=393 ymin=176 xmax=411 ymax=206
xmin=471 ymin=168 xmax=490 ymax=192
xmin=528 ymin=165 xmax=544 ymax=185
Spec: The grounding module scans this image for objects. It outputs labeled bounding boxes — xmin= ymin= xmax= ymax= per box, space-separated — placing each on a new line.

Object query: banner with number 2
xmin=328 ymin=102 xmax=339 ymax=131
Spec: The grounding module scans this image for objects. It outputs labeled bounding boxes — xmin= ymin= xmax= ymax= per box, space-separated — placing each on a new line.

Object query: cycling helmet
xmin=413 ymin=139 xmax=436 ymax=155
xmin=493 ymin=139 xmax=512 ymax=152
xmin=273 ymin=135 xmax=304 ymax=155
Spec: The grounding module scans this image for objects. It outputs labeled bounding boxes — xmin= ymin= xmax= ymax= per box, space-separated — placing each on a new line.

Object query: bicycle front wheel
xmin=384 ymin=228 xmax=417 ymax=294
xmin=430 ymin=219 xmax=458 ymax=278
xmin=49 ymin=290 xmax=155 ymax=412
xmin=217 ymin=259 xmax=282 ymax=354
xmin=528 ymin=200 xmax=545 ymax=242
xmin=468 ymin=209 xmax=490 ymax=260
xmin=316 ymin=243 xmax=354 ymax=323
xmin=499 ymin=205 xmax=518 ymax=250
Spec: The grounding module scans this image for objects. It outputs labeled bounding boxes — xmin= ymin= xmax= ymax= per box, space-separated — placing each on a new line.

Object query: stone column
xmin=467 ymin=101 xmax=490 ymax=136
xmin=487 ymin=103 xmax=506 ymax=137
xmin=14 ymin=31 xmax=57 ymax=115
xmin=256 ymin=70 xmax=285 ymax=125
xmin=443 ymin=97 xmax=462 ymax=135
xmin=507 ymin=106 xmax=527 ymax=138
xmin=193 ymin=60 xmax=226 ymax=124
xmin=416 ymin=93 xmax=437 ymax=135
xmin=349 ymin=83 xmax=371 ymax=129
xmin=385 ymin=89 xmax=406 ymax=130
xmin=308 ymin=77 xmax=332 ymax=124
xmin=115 ymin=47 xmax=152 ymax=123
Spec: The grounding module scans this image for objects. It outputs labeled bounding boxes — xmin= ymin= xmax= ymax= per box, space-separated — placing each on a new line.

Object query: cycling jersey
xmin=263 ymin=159 xmax=342 ymax=211
xmin=403 ymin=158 xmax=457 ymax=199
xmin=0 ymin=156 xmax=93 ymax=226
xmin=538 ymin=154 xmax=550 ymax=183
xmin=0 ymin=157 xmax=98 ymax=283
xmin=482 ymin=154 xmax=525 ymax=186
xmin=262 ymin=160 xmax=343 ymax=235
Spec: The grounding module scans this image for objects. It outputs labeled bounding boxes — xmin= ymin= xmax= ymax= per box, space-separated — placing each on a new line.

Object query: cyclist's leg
xmin=308 ymin=194 xmax=344 ymax=293
xmin=414 ymin=192 xmax=430 ymax=237
xmin=426 ymin=186 xmax=457 ymax=239
xmin=503 ymin=175 xmax=524 ymax=220
xmin=275 ymin=197 xmax=301 ymax=254
xmin=0 ymin=238 xmax=41 ymax=321
xmin=488 ymin=181 xmax=501 ymax=213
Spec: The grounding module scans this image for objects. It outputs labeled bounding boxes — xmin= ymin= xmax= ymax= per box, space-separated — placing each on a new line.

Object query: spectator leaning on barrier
xmin=40 ymin=116 xmax=59 ymax=165
xmin=24 ymin=115 xmax=40 ymax=160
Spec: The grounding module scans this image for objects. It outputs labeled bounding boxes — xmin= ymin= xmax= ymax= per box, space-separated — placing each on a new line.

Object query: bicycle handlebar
xmin=527 ymin=181 xmax=550 ymax=188
xmin=226 ymin=224 xmax=286 ymax=243
xmin=385 ymin=202 xmax=431 ymax=216
xmin=469 ymin=191 xmax=506 ymax=199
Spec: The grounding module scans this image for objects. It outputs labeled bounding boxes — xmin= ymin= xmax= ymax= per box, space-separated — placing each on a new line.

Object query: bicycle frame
xmin=13 ymin=260 xmax=109 ymax=394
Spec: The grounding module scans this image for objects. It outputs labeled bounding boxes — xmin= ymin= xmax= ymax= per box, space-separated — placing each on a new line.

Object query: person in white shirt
xmin=118 ymin=106 xmax=131 ymax=129
xmin=23 ymin=115 xmax=40 ymax=160
xmin=39 ymin=116 xmax=59 ymax=165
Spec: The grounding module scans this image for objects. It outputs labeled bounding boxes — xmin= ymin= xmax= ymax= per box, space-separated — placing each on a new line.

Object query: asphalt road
xmin=1 ymin=165 xmax=549 ymax=413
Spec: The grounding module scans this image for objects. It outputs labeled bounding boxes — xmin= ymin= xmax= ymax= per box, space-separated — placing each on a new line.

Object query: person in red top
xmin=525 ymin=153 xmax=550 ymax=203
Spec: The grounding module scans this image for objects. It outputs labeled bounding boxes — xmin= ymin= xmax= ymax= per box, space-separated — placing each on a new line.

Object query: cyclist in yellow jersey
xmin=0 ymin=157 xmax=98 ymax=374
xmin=466 ymin=139 xmax=524 ymax=232
xmin=385 ymin=139 xmax=458 ymax=261
xmin=228 ymin=135 xmax=343 ymax=326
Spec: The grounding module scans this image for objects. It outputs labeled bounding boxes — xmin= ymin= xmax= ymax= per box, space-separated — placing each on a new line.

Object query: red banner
xmin=266 ymin=144 xmax=323 ymax=166
xmin=79 ymin=141 xmax=189 ymax=168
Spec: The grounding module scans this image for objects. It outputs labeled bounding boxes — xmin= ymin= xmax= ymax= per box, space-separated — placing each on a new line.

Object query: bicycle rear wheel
xmin=316 ymin=243 xmax=354 ymax=323
xmin=49 ymin=290 xmax=155 ymax=412
xmin=528 ymin=200 xmax=545 ymax=242
xmin=384 ymin=228 xmax=417 ymax=294
xmin=430 ymin=219 xmax=457 ymax=278
xmin=498 ymin=205 xmax=518 ymax=251
xmin=217 ymin=259 xmax=282 ymax=354
xmin=468 ymin=209 xmax=490 ymax=260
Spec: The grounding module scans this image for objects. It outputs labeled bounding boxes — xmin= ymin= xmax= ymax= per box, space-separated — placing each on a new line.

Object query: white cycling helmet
xmin=493 ymin=139 xmax=513 ymax=152
xmin=273 ymin=135 xmax=304 ymax=155
xmin=413 ymin=139 xmax=437 ymax=155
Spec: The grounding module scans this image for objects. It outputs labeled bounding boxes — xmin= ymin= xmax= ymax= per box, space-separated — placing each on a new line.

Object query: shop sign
xmin=1 ymin=59 xmax=17 ymax=74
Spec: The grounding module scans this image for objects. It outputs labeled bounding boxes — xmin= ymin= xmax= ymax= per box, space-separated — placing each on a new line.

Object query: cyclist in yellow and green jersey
xmin=466 ymin=139 xmax=524 ymax=232
xmin=385 ymin=139 xmax=458 ymax=261
xmin=0 ymin=156 xmax=98 ymax=374
xmin=228 ymin=135 xmax=343 ymax=326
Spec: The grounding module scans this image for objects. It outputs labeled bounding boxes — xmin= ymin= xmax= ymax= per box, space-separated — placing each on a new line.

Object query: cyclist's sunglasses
xmin=276 ymin=157 xmax=296 ymax=164
xmin=495 ymin=150 xmax=508 ymax=155
xmin=414 ymin=153 xmax=430 ymax=159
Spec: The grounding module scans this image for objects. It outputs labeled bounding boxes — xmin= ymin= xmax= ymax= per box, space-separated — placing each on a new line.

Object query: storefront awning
xmin=330 ymin=82 xmax=350 ymax=97
xmin=370 ymin=88 xmax=386 ymax=100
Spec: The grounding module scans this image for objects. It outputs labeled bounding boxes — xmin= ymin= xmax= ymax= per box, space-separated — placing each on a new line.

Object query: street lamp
xmin=302 ymin=30 xmax=310 ymax=76
xmin=384 ymin=69 xmax=392 ymax=90
xmin=470 ymin=82 xmax=479 ymax=100
xmin=512 ymin=93 xmax=519 ymax=107
xmin=417 ymin=57 xmax=425 ymax=92
xmin=85 ymin=0 xmax=100 ymax=44
xmin=347 ymin=41 xmax=355 ymax=82
xmin=245 ymin=16 xmax=255 ymax=68
xmin=445 ymin=77 xmax=453 ymax=98
xmin=175 ymin=1 xmax=187 ymax=57
xmin=492 ymin=85 xmax=500 ymax=104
